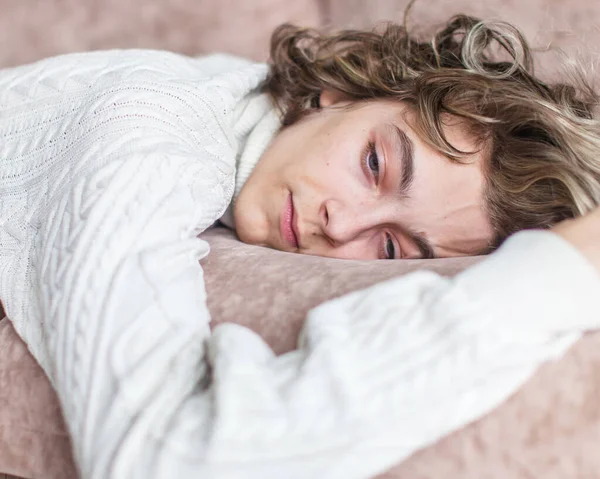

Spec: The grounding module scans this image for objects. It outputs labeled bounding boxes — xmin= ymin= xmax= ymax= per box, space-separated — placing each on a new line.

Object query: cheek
xmin=303 ymin=140 xmax=358 ymax=186
xmin=294 ymin=162 xmax=357 ymax=203
xmin=312 ymin=237 xmax=377 ymax=261
xmin=233 ymin=171 xmax=277 ymax=246
xmin=291 ymin=148 xmax=333 ymax=189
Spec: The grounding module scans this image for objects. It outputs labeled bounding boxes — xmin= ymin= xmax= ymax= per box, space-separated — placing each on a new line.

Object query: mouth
xmin=280 ymin=192 xmax=299 ymax=250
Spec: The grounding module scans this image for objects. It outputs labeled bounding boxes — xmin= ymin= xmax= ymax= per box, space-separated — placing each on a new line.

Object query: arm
xmin=34 ymin=142 xmax=600 ymax=479
xmin=201 ymin=229 xmax=600 ymax=479
xmin=33 ymin=146 xmax=227 ymax=478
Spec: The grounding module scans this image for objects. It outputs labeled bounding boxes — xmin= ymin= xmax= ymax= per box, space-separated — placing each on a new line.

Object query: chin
xmin=235 ymin=224 xmax=255 ymax=245
xmin=234 ymin=186 xmax=273 ymax=247
xmin=233 ymin=209 xmax=266 ymax=246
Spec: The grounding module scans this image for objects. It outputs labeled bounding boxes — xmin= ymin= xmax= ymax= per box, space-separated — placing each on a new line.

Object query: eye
xmin=362 ymin=141 xmax=380 ymax=181
xmin=384 ymin=233 xmax=397 ymax=260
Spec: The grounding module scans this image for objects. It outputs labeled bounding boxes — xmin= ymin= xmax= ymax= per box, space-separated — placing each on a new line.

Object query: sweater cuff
xmin=456 ymin=230 xmax=600 ymax=333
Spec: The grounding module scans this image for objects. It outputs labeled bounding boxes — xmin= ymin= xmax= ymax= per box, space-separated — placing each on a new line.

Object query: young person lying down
xmin=1 ymin=13 xmax=600 ymax=479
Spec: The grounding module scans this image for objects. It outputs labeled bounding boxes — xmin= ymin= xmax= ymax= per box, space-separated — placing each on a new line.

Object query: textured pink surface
xmin=0 ymin=0 xmax=321 ymax=67
xmin=0 ymin=226 xmax=481 ymax=478
xmin=3 ymin=229 xmax=600 ymax=479
xmin=0 ymin=319 xmax=77 ymax=479
xmin=202 ymin=228 xmax=480 ymax=354
xmin=1 ymin=0 xmax=600 ymax=478
xmin=377 ymin=331 xmax=600 ymax=479
xmin=326 ymin=0 xmax=600 ymax=84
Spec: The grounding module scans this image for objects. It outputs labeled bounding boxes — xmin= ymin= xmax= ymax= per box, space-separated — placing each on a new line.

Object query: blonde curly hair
xmin=262 ymin=13 xmax=600 ymax=249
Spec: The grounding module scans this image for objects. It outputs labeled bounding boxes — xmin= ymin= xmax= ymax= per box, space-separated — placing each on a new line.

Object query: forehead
xmin=334 ymin=99 xmax=494 ymax=256
xmin=390 ymin=105 xmax=494 ymax=256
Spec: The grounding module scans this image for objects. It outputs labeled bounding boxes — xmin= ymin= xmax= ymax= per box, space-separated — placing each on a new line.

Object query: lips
xmin=280 ymin=192 xmax=299 ymax=249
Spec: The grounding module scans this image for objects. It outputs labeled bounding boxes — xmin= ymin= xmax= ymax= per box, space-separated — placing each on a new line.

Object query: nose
xmin=320 ymin=198 xmax=379 ymax=245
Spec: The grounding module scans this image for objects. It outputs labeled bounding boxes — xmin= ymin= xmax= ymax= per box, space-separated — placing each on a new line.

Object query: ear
xmin=319 ymin=89 xmax=351 ymax=107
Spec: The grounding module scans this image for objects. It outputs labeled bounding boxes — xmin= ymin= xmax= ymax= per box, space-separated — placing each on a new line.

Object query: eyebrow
xmin=387 ymin=123 xmax=435 ymax=259
xmin=407 ymin=227 xmax=436 ymax=259
xmin=388 ymin=123 xmax=415 ymax=198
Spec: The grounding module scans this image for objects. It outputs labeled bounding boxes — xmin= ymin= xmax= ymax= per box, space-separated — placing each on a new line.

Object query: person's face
xmin=234 ymin=92 xmax=494 ymax=260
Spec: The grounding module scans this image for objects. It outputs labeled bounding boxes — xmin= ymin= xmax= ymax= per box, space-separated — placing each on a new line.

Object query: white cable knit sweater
xmin=1 ymin=50 xmax=600 ymax=479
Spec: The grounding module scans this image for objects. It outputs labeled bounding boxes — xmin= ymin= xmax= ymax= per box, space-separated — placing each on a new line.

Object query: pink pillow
xmin=0 ymin=318 xmax=77 ymax=479
xmin=0 ymin=227 xmax=480 ymax=478
xmin=2 ymin=227 xmax=600 ymax=479
xmin=202 ymin=227 xmax=480 ymax=353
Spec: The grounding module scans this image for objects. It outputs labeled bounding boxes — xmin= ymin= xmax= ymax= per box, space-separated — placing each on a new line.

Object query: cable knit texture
xmin=1 ymin=51 xmax=600 ymax=479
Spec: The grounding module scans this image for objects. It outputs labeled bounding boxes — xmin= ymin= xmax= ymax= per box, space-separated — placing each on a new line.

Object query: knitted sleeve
xmin=33 ymin=143 xmax=227 ymax=478
xmin=30 ymin=125 xmax=600 ymax=477
xmin=37 ymin=133 xmax=600 ymax=479
xmin=203 ymin=230 xmax=600 ymax=479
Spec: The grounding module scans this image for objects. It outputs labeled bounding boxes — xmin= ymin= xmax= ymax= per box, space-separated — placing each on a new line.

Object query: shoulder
xmin=0 ymin=48 xmax=265 ymax=149
xmin=0 ymin=49 xmax=266 ymax=93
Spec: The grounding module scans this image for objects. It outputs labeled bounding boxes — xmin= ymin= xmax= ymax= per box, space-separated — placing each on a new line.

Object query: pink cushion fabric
xmin=0 ymin=318 xmax=77 ymax=479
xmin=3 ymin=228 xmax=600 ymax=479
xmin=377 ymin=331 xmax=600 ymax=479
xmin=0 ymin=227 xmax=480 ymax=478
xmin=0 ymin=0 xmax=321 ymax=67
xmin=202 ymin=228 xmax=480 ymax=354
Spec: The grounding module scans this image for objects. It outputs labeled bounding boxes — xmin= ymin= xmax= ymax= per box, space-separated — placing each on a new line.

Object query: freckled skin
xmin=235 ymin=91 xmax=493 ymax=260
